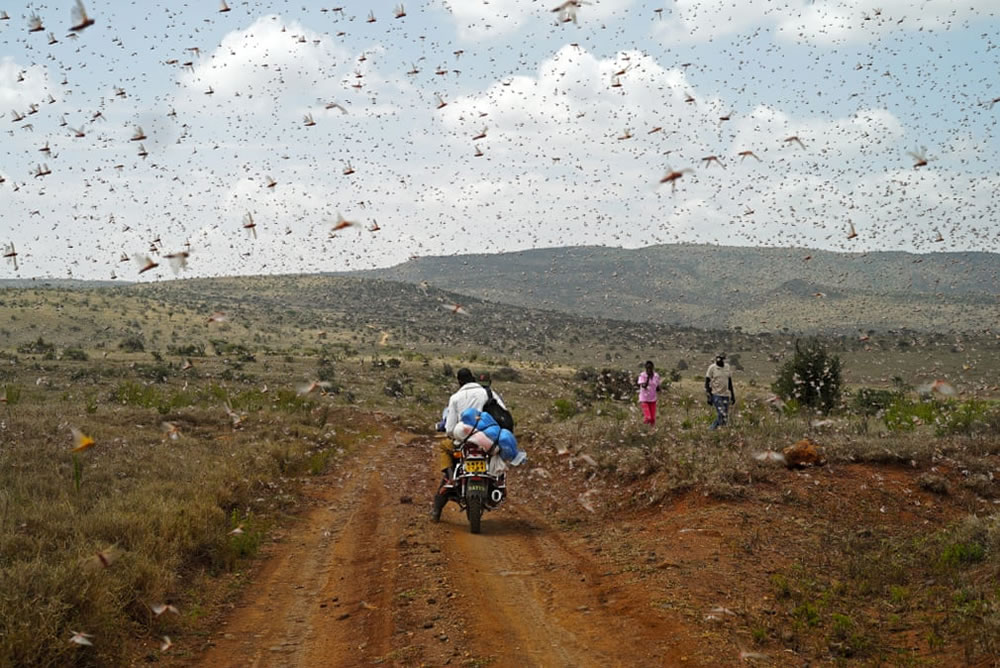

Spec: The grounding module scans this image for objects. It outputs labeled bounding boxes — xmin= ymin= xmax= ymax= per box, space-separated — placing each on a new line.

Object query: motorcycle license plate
xmin=464 ymin=460 xmax=487 ymax=473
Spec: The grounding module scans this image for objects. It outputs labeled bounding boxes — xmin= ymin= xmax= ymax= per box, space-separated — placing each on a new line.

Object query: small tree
xmin=118 ymin=333 xmax=145 ymax=353
xmin=316 ymin=357 xmax=336 ymax=383
xmin=772 ymin=339 xmax=843 ymax=414
xmin=593 ymin=369 xmax=635 ymax=401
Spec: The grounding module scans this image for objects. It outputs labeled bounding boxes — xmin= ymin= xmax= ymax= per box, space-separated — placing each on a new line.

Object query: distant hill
xmin=0 ymin=275 xmax=738 ymax=366
xmin=0 ymin=278 xmax=120 ymax=289
xmin=351 ymin=244 xmax=1000 ymax=333
xmin=3 ymin=273 xmax=997 ymax=383
xmin=122 ymin=275 xmax=719 ymax=361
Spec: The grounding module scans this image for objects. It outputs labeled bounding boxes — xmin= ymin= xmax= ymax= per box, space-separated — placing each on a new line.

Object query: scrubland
xmin=1 ymin=282 xmax=998 ymax=665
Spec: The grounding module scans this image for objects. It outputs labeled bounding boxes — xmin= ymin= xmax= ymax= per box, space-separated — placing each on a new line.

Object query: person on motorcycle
xmin=433 ymin=368 xmax=515 ymax=525
xmin=444 ymin=368 xmax=506 ymax=438
xmin=437 ymin=367 xmax=509 ymax=475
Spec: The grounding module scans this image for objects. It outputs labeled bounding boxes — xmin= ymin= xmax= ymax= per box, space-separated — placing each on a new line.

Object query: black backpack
xmin=481 ymin=385 xmax=514 ymax=432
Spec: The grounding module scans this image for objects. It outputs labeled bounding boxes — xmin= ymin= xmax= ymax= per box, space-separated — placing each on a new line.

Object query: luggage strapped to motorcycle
xmin=456 ymin=415 xmax=500 ymax=457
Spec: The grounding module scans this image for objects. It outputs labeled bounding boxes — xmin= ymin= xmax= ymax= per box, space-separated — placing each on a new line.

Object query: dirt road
xmin=170 ymin=416 xmax=979 ymax=667
xmin=187 ymin=424 xmax=707 ymax=668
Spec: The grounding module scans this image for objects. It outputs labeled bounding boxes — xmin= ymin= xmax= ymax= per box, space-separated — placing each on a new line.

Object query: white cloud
xmin=174 ymin=16 xmax=352 ymax=110
xmin=653 ymin=0 xmax=990 ymax=45
xmin=0 ymin=57 xmax=52 ymax=111
xmin=728 ymin=105 xmax=904 ymax=164
xmin=652 ymin=0 xmax=796 ymax=44
xmin=443 ymin=0 xmax=636 ymax=41
xmin=413 ymin=44 xmax=979 ymax=258
xmin=439 ymin=46 xmax=705 ymax=160
xmin=777 ymin=0 xmax=987 ymax=45
xmin=1 ymin=3 xmax=995 ymax=281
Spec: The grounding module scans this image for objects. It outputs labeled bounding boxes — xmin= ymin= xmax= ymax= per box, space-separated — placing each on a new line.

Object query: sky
xmin=0 ymin=0 xmax=998 ymax=281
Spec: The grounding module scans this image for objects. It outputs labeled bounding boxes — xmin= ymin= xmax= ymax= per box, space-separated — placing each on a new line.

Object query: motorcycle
xmin=431 ymin=440 xmax=506 ymax=534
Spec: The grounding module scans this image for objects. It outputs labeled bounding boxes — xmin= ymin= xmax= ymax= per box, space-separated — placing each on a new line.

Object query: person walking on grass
xmin=705 ymin=353 xmax=735 ymax=429
xmin=637 ymin=360 xmax=662 ymax=426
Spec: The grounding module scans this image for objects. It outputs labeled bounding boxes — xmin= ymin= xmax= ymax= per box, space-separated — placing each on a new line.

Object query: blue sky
xmin=1 ymin=0 xmax=998 ymax=280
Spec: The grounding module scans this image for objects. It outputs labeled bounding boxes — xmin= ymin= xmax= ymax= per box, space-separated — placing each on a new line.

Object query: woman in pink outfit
xmin=637 ymin=360 xmax=662 ymax=425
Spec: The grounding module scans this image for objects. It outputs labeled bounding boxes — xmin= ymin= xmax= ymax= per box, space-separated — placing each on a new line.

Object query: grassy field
xmin=1 ymin=283 xmax=999 ymax=665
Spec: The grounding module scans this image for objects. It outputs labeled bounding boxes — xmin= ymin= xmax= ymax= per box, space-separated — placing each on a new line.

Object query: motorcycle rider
xmin=435 ymin=368 xmax=508 ymax=474
xmin=443 ymin=368 xmax=507 ymax=440
xmin=432 ymin=368 xmax=511 ymax=518
xmin=431 ymin=367 xmax=524 ymax=520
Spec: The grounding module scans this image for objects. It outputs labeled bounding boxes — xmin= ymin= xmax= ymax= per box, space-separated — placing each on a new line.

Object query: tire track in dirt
xmin=177 ymin=419 xmax=998 ymax=668
xmin=192 ymin=429 xmax=405 ymax=668
xmin=186 ymin=426 xmax=707 ymax=668
xmin=434 ymin=498 xmax=702 ymax=668
xmin=298 ymin=442 xmax=400 ymax=666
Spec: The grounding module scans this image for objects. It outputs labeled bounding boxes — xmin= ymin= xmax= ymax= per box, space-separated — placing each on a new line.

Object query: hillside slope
xmin=353 ymin=244 xmax=1000 ymax=333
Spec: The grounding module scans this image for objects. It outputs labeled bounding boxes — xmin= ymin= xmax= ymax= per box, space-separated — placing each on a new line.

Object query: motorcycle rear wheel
xmin=467 ymin=493 xmax=483 ymax=534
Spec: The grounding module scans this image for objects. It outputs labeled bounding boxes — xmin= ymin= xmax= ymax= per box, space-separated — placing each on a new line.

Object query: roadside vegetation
xmin=1 ymin=285 xmax=998 ymax=665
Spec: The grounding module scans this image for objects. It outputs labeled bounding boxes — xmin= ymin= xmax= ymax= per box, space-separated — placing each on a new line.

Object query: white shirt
xmin=706 ymin=362 xmax=732 ymax=396
xmin=444 ymin=383 xmax=507 ymax=439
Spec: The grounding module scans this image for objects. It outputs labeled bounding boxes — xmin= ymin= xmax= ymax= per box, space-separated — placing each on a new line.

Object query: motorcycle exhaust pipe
xmin=491 ymin=489 xmax=504 ymax=504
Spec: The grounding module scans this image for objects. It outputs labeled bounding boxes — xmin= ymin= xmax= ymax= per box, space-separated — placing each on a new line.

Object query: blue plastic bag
xmin=460 ymin=408 xmax=523 ymax=462
xmin=460 ymin=407 xmax=501 ymax=441
xmin=496 ymin=428 xmax=519 ymax=461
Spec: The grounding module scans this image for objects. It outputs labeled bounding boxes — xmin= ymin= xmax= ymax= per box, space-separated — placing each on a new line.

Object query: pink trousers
xmin=640 ymin=401 xmax=657 ymax=425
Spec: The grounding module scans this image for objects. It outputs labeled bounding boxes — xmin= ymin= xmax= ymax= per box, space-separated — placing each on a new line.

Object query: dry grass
xmin=0 ymin=357 xmax=356 ymax=666
xmin=3 ymin=345 xmax=999 ymax=664
xmin=508 ymin=373 xmax=1000 ymax=664
xmin=1 ymin=282 xmax=999 ymax=664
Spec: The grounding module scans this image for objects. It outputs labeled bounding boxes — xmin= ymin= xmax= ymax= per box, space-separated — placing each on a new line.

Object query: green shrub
xmin=772 ymin=339 xmax=842 ymax=414
xmin=883 ymin=398 xmax=938 ymax=432
xmin=110 ymin=381 xmax=161 ymax=409
xmin=771 ymin=574 xmax=792 ymax=599
xmin=62 ymin=347 xmax=88 ymax=361
xmin=831 ymin=612 xmax=854 ymax=640
xmin=493 ymin=366 xmax=521 ymax=382
xmin=272 ymin=389 xmax=312 ymax=413
xmin=852 ymin=388 xmax=902 ymax=416
xmin=935 ymin=400 xmax=996 ymax=436
xmin=383 ymin=377 xmax=409 ymax=398
xmin=2 ymin=384 xmax=22 ymax=406
xmin=593 ymin=369 xmax=634 ymax=401
xmin=17 ymin=336 xmax=55 ymax=355
xmin=828 ymin=612 xmax=871 ymax=657
xmin=917 ymin=474 xmax=950 ymax=495
xmin=222 ymin=510 xmax=266 ymax=570
xmin=552 ymin=398 xmax=578 ymax=420
xmin=118 ymin=333 xmax=145 ymax=353
xmin=308 ymin=450 xmax=333 ymax=475
xmin=888 ymin=585 xmax=909 ymax=607
xmin=793 ymin=601 xmax=821 ymax=627
xmin=209 ymin=339 xmax=255 ymax=362
xmin=167 ymin=343 xmax=206 ymax=357
xmin=316 ymin=358 xmax=336 ymax=383
xmin=938 ymin=541 xmax=986 ymax=568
